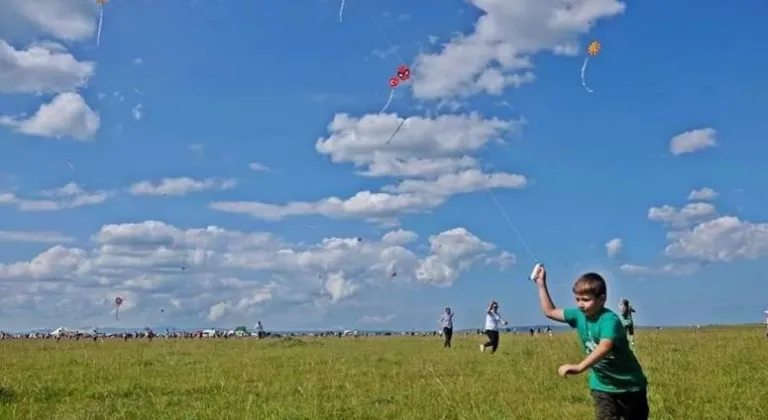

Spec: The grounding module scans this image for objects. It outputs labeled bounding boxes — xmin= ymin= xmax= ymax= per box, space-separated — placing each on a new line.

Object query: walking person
xmin=619 ymin=298 xmax=637 ymax=346
xmin=439 ymin=307 xmax=454 ymax=348
xmin=480 ymin=301 xmax=508 ymax=353
xmin=255 ymin=321 xmax=265 ymax=339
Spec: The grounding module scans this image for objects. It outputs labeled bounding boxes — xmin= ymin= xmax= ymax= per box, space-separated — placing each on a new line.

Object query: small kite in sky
xmin=114 ymin=296 xmax=123 ymax=320
xmin=96 ymin=0 xmax=107 ymax=46
xmin=581 ymin=41 xmax=601 ymax=93
xmin=381 ymin=65 xmax=411 ymax=114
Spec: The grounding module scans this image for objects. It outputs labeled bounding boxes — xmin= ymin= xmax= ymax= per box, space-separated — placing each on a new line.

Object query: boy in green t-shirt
xmin=533 ymin=266 xmax=649 ymax=419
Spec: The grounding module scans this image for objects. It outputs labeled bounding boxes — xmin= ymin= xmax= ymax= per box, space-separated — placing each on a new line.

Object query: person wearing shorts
xmin=534 ymin=268 xmax=649 ymax=420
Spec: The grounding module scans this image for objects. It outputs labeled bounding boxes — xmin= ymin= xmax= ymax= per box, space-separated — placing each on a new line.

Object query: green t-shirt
xmin=563 ymin=307 xmax=647 ymax=393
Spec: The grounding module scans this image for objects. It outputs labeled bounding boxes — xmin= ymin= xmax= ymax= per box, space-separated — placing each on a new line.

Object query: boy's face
xmin=574 ymin=292 xmax=605 ymax=317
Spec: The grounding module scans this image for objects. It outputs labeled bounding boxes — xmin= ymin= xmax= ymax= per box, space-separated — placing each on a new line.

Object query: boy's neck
xmin=586 ymin=306 xmax=605 ymax=320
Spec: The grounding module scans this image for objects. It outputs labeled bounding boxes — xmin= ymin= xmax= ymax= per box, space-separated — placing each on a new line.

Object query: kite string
xmin=385 ymin=118 xmax=405 ymax=144
xmin=580 ymin=57 xmax=593 ymax=93
xmin=368 ymin=10 xmax=407 ymax=65
xmin=363 ymin=5 xmax=536 ymax=264
xmin=96 ymin=6 xmax=104 ymax=46
xmin=486 ymin=188 xmax=537 ymax=262
xmin=380 ymin=89 xmax=394 ymax=113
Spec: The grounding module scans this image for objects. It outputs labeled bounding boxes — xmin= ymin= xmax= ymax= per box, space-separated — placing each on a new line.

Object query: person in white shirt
xmin=480 ymin=300 xmax=508 ymax=353
xmin=439 ymin=307 xmax=454 ymax=348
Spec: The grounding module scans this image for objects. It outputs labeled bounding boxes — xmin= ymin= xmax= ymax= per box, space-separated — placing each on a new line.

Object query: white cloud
xmin=415 ymin=228 xmax=500 ymax=285
xmin=212 ymin=112 xmax=527 ymax=223
xmin=132 ymin=104 xmax=143 ymax=120
xmin=383 ymin=169 xmax=527 ymax=196
xmin=0 ymin=221 xmax=512 ymax=326
xmin=0 ymin=0 xmax=97 ymax=42
xmin=316 ymin=113 xmax=520 ymax=178
xmin=248 ymin=162 xmax=270 ymax=172
xmin=664 ymin=216 xmax=768 ymax=262
xmin=0 ymin=40 xmax=95 ymax=94
xmin=669 ymin=128 xmax=718 ymax=156
xmin=687 ymin=187 xmax=718 ymax=201
xmin=485 ymin=250 xmax=515 ymax=269
xmin=605 ymin=238 xmax=622 ymax=258
xmin=624 ymin=200 xmax=768 ymax=275
xmin=381 ymin=229 xmax=418 ymax=246
xmin=361 ymin=155 xmax=478 ymax=179
xmin=0 ymin=182 xmax=112 ymax=211
xmin=129 ymin=177 xmax=237 ymax=197
xmin=0 ymin=230 xmax=74 ymax=244
xmin=411 ymin=0 xmax=626 ymax=99
xmin=0 ymin=92 xmax=100 ymax=140
xmin=647 ymin=202 xmax=716 ymax=228
xmin=619 ymin=262 xmax=700 ymax=277
xmin=210 ymin=190 xmax=445 ymax=223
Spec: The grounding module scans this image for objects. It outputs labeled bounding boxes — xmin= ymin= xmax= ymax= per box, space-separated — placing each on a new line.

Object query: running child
xmin=533 ymin=266 xmax=649 ymax=419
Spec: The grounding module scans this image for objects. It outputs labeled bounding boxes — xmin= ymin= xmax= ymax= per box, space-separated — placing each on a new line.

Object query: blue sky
xmin=0 ymin=0 xmax=766 ymax=332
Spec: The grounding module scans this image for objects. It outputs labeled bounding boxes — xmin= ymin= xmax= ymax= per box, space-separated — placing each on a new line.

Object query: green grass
xmin=1 ymin=327 xmax=766 ymax=419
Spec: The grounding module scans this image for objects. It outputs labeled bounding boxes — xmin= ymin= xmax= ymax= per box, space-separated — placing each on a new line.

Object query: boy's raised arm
xmin=535 ymin=267 xmax=566 ymax=322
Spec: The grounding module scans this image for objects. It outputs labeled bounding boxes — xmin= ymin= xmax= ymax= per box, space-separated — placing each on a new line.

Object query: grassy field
xmin=1 ymin=327 xmax=766 ymax=419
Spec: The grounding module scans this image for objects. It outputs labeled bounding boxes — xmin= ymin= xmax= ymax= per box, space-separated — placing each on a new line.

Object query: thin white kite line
xmin=379 ymin=90 xmax=395 ymax=113
xmin=369 ymin=11 xmax=407 ymax=65
xmin=486 ymin=188 xmax=537 ymax=262
xmin=580 ymin=57 xmax=594 ymax=93
xmin=339 ymin=0 xmax=346 ymax=22
xmin=96 ymin=6 xmax=104 ymax=46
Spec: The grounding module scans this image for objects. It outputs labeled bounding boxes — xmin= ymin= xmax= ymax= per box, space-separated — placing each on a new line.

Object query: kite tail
xmin=379 ymin=90 xmax=394 ymax=114
xmin=96 ymin=7 xmax=104 ymax=46
xmin=339 ymin=0 xmax=346 ymax=22
xmin=115 ymin=307 xmax=119 ymax=321
xmin=580 ymin=57 xmax=593 ymax=93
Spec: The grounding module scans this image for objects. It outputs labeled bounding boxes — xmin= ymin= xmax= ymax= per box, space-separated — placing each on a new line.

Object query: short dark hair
xmin=572 ymin=272 xmax=607 ymax=298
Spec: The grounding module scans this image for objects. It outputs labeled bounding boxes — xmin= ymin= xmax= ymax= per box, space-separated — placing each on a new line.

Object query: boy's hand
xmin=534 ymin=265 xmax=547 ymax=285
xmin=557 ymin=364 xmax=582 ymax=377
